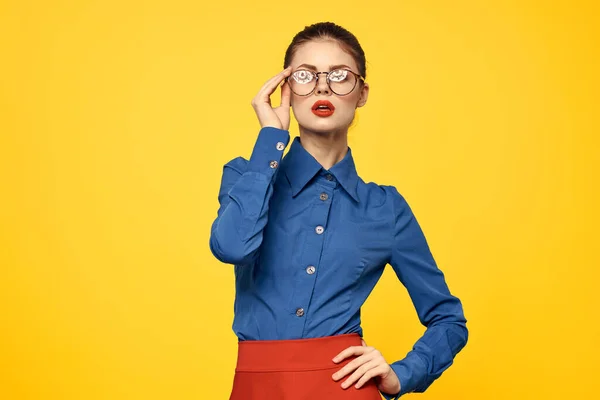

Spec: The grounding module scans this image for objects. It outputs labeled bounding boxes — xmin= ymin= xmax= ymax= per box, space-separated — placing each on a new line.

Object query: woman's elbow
xmin=447 ymin=321 xmax=468 ymax=355
xmin=209 ymin=230 xmax=257 ymax=265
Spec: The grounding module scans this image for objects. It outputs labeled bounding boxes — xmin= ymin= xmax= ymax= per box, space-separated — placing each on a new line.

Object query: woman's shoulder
xmin=356 ymin=178 xmax=407 ymax=209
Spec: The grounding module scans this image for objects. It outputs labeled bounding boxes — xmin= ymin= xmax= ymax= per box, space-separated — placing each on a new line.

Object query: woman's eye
xmin=329 ymin=69 xmax=348 ymax=82
xmin=292 ymin=70 xmax=314 ymax=84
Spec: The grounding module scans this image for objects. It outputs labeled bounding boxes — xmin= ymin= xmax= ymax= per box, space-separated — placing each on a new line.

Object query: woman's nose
xmin=315 ymin=76 xmax=331 ymax=95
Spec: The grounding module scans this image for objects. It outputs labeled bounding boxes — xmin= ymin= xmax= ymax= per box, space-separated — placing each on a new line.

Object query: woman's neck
xmin=298 ymin=127 xmax=348 ymax=170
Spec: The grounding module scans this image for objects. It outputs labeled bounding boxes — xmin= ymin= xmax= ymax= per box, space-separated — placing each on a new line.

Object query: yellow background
xmin=1 ymin=0 xmax=598 ymax=399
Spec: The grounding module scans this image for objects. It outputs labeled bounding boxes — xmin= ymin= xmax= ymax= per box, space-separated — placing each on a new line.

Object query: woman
xmin=210 ymin=22 xmax=468 ymax=399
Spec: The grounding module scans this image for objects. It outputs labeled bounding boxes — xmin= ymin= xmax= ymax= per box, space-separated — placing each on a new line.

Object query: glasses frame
xmin=285 ymin=69 xmax=366 ymax=97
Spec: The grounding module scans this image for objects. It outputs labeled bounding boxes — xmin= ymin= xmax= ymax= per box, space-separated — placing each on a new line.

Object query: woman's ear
xmin=356 ymin=82 xmax=369 ymax=108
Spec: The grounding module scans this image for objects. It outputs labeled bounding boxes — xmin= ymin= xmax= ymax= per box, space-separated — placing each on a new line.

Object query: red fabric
xmin=229 ymin=333 xmax=382 ymax=400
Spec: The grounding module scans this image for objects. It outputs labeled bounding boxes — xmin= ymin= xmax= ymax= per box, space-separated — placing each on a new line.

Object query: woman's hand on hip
xmin=251 ymin=66 xmax=292 ymax=130
xmin=331 ymin=338 xmax=401 ymax=396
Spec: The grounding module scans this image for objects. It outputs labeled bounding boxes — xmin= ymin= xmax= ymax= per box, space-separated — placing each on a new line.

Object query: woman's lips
xmin=311 ymin=100 xmax=335 ymax=117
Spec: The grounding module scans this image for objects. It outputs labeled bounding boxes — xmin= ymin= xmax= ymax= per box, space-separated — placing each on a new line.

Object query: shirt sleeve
xmin=209 ymin=127 xmax=290 ymax=265
xmin=380 ymin=186 xmax=468 ymax=399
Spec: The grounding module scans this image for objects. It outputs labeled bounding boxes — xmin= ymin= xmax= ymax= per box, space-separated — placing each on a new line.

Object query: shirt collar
xmin=282 ymin=136 xmax=360 ymax=202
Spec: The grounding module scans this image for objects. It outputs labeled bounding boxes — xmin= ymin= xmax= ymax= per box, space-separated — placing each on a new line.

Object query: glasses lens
xmin=289 ymin=70 xmax=316 ymax=96
xmin=328 ymin=69 xmax=357 ymax=95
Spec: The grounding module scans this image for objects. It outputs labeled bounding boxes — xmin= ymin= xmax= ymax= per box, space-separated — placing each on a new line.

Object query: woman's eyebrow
xmin=296 ymin=63 xmax=353 ymax=71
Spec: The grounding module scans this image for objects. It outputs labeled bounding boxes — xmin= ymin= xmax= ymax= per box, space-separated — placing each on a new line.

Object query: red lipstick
xmin=311 ymin=100 xmax=335 ymax=117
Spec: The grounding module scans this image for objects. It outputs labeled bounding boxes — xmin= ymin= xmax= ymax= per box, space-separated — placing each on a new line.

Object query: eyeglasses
xmin=286 ymin=69 xmax=365 ymax=96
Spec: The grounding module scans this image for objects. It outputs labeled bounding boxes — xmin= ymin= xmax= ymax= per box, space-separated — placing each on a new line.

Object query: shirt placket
xmin=288 ymin=174 xmax=336 ymax=338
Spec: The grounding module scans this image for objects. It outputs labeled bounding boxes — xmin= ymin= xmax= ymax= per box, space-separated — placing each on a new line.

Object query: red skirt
xmin=229 ymin=333 xmax=382 ymax=400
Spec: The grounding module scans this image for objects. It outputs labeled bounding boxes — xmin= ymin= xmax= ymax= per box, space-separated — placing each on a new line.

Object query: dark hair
xmin=283 ymin=22 xmax=367 ymax=79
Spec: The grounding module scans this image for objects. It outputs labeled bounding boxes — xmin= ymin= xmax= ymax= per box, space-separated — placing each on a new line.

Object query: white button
xmin=296 ymin=308 xmax=305 ymax=317
xmin=319 ymin=193 xmax=328 ymax=201
xmin=306 ymin=266 xmax=316 ymax=274
xmin=315 ymin=226 xmax=324 ymax=235
xmin=276 ymin=142 xmax=285 ymax=151
xmin=269 ymin=160 xmax=278 ymax=169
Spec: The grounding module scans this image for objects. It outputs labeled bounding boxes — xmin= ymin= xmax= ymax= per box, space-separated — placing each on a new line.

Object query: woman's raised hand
xmin=251 ymin=66 xmax=293 ymax=130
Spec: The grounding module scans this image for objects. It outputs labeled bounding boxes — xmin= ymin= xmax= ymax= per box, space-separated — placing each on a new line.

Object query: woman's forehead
xmin=291 ymin=40 xmax=358 ymax=71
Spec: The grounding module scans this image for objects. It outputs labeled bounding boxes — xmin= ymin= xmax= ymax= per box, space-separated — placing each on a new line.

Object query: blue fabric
xmin=210 ymin=127 xmax=468 ymax=398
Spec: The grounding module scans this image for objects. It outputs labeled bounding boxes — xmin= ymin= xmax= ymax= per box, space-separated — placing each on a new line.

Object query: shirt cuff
xmin=382 ymin=352 xmax=429 ymax=398
xmin=246 ymin=127 xmax=290 ymax=176
xmin=380 ymin=385 xmax=401 ymax=400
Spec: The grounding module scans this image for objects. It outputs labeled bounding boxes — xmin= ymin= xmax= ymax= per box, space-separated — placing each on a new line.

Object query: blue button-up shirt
xmin=210 ymin=127 xmax=468 ymax=398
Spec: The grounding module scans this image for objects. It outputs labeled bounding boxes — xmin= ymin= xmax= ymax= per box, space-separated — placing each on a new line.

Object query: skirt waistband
xmin=235 ymin=333 xmax=362 ymax=372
